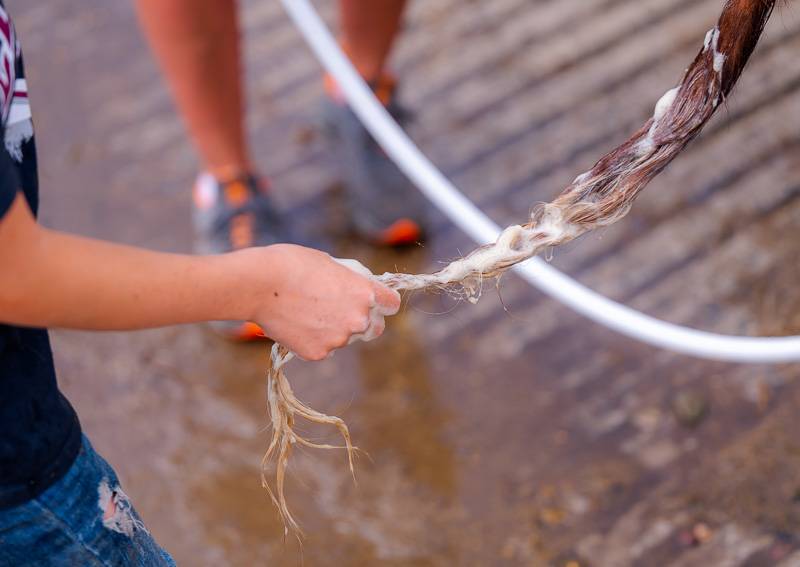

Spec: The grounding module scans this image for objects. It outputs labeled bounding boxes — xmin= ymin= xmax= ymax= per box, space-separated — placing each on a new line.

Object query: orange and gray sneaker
xmin=322 ymin=74 xmax=427 ymax=246
xmin=193 ymin=172 xmax=285 ymax=340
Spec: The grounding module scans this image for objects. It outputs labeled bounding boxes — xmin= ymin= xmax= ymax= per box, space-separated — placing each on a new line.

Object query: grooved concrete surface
xmin=9 ymin=0 xmax=800 ymax=565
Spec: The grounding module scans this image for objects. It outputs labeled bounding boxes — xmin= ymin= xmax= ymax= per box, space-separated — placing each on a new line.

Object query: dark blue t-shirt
xmin=0 ymin=3 xmax=81 ymax=509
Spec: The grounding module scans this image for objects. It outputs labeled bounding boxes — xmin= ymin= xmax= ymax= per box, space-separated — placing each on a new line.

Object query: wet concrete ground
xmin=10 ymin=0 xmax=800 ymax=564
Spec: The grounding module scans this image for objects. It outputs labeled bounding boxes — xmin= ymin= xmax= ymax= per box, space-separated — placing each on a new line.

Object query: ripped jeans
xmin=0 ymin=435 xmax=176 ymax=566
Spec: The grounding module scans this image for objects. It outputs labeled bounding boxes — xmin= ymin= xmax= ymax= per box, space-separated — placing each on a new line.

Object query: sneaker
xmin=193 ymin=172 xmax=285 ymax=340
xmin=321 ymin=74 xmax=427 ymax=246
xmin=193 ymin=172 xmax=288 ymax=253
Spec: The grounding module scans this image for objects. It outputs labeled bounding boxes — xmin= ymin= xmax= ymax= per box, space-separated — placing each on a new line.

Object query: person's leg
xmin=0 ymin=435 xmax=175 ymax=567
xmin=135 ymin=0 xmax=248 ymax=180
xmin=324 ymin=0 xmax=428 ymax=245
xmin=136 ymin=0 xmax=288 ymax=341
xmin=339 ymin=0 xmax=407 ymax=82
xmin=136 ymin=0 xmax=422 ymax=259
xmin=135 ymin=0 xmax=407 ymax=175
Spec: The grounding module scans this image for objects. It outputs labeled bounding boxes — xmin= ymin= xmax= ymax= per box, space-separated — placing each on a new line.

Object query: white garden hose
xmin=281 ymin=0 xmax=800 ymax=363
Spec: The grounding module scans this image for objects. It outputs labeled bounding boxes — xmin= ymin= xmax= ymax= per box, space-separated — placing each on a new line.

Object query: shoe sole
xmin=373 ymin=218 xmax=424 ymax=247
xmin=210 ymin=321 xmax=267 ymax=342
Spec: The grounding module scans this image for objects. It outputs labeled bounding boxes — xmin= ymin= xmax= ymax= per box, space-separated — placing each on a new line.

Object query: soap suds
xmin=704 ymin=26 xmax=727 ymax=76
xmin=638 ymin=86 xmax=680 ymax=154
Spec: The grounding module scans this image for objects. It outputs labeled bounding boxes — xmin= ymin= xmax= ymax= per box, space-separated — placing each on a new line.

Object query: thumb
xmin=333 ymin=256 xmax=400 ymax=316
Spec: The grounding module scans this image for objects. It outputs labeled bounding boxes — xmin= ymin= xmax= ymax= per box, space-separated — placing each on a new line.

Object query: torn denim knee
xmin=97 ymin=478 xmax=147 ymax=537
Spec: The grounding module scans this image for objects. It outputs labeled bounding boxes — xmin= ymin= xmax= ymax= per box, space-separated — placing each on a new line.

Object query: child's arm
xmin=0 ymin=193 xmax=399 ymax=360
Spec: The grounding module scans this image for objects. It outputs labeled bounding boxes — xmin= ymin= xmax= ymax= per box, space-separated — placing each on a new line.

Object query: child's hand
xmin=232 ymin=244 xmax=400 ymax=361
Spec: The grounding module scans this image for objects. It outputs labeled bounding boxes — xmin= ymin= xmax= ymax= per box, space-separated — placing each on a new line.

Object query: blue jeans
xmin=0 ymin=435 xmax=176 ymax=566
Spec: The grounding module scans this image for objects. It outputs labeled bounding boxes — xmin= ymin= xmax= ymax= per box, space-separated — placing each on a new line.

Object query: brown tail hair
xmin=543 ymin=0 xmax=777 ymax=230
xmin=381 ymin=0 xmax=780 ymax=293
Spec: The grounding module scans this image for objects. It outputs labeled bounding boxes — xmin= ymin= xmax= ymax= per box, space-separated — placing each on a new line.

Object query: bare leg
xmin=326 ymin=0 xmax=425 ymax=245
xmin=135 ymin=0 xmax=249 ymax=179
xmin=339 ymin=0 xmax=408 ymax=81
xmin=135 ymin=0 xmax=407 ymax=177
